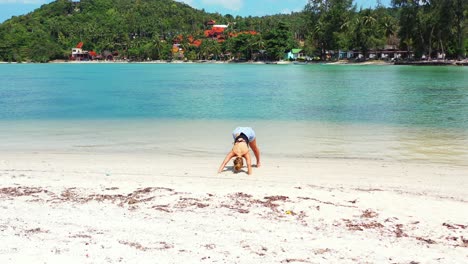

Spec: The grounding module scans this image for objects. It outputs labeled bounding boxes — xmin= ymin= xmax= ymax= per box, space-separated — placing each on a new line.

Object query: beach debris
xmin=393 ymin=224 xmax=407 ymax=238
xmin=281 ymin=258 xmax=311 ymax=263
xmin=4 ymin=181 xmax=468 ymax=262
xmin=342 ymin=219 xmax=384 ymax=231
xmin=294 ymin=211 xmax=308 ymax=226
xmin=220 ymin=203 xmax=250 ymax=214
xmin=204 ymin=244 xmax=216 ymax=250
xmin=175 ymin=197 xmax=209 ymax=209
xmin=415 ymin=237 xmax=437 ymax=244
xmin=239 ymin=241 xmax=268 ymax=257
xmin=0 ymin=186 xmax=45 ymax=197
xmin=119 ymin=241 xmax=149 ymax=251
xmin=313 ymin=248 xmax=331 ymax=255
xmin=254 ymin=196 xmax=288 ymax=212
xmin=61 ymin=188 xmax=78 ymax=200
xmin=220 ymin=192 xmax=252 ymax=214
xmin=361 ymin=209 xmax=378 ymax=218
xmin=220 ymin=193 xmax=291 ymax=216
xmin=285 ymin=210 xmax=295 ymax=215
xmin=445 ymin=236 xmax=458 ymax=241
xmin=384 ymin=217 xmax=399 ymax=223
xmin=152 ymin=204 xmax=172 ymax=213
xmin=127 ymin=198 xmax=138 ymax=204
xmin=443 ymin=222 xmax=467 ymax=230
xmin=458 ymin=236 xmax=468 ymax=247
xmin=264 ymin=195 xmax=288 ymax=202
xmin=354 ymin=188 xmax=383 ymax=192
xmin=25 ymin=227 xmax=48 ymax=234
xmin=158 ymin=241 xmax=174 ymax=250
xmin=69 ymin=233 xmax=92 ymax=239
xmin=118 ymin=240 xmax=173 ymax=251
xmin=234 ymin=192 xmax=253 ymax=198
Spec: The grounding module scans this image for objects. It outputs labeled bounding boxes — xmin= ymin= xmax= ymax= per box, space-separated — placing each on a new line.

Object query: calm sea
xmin=1 ymin=63 xmax=467 ymax=165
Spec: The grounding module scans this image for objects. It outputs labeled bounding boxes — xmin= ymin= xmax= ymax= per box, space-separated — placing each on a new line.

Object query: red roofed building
xmin=191 ymin=39 xmax=202 ymax=48
xmin=204 ymin=25 xmax=228 ymax=42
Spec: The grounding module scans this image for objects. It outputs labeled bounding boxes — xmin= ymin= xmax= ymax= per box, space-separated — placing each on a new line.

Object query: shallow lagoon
xmin=1 ymin=64 xmax=467 ymax=165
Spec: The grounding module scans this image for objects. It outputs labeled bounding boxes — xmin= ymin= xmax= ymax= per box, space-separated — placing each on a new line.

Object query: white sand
xmin=1 ymin=152 xmax=467 ymax=263
xmin=0 ymin=120 xmax=467 ymax=263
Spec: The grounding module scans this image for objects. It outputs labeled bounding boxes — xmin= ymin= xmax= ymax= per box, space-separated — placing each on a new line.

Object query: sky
xmin=0 ymin=0 xmax=392 ymax=23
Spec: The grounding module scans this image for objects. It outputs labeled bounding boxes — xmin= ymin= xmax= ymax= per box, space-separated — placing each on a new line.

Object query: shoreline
xmin=1 ymin=119 xmax=467 ymax=166
xmin=3 ymin=59 xmax=467 ymax=66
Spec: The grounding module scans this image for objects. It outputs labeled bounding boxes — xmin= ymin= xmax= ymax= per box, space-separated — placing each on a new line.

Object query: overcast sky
xmin=0 ymin=0 xmax=392 ymax=23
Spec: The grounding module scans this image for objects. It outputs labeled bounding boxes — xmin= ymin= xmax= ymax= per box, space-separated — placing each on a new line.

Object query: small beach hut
xmin=285 ymin=49 xmax=304 ymax=60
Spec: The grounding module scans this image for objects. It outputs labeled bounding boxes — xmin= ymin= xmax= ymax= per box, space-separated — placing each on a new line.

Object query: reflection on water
xmin=1 ymin=120 xmax=467 ymax=166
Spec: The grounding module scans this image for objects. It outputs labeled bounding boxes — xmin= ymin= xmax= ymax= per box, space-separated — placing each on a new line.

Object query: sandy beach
xmin=1 ymin=120 xmax=467 ymax=263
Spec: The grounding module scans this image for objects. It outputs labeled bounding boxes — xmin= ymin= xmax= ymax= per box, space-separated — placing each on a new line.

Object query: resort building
xmin=338 ymin=45 xmax=414 ymax=61
xmin=204 ymin=24 xmax=229 ymax=42
xmin=285 ymin=49 xmax=305 ymax=60
xmin=70 ymin=42 xmax=91 ymax=61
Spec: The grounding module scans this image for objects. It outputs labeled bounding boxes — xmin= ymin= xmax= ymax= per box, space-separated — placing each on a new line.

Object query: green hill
xmin=4 ymin=0 xmax=464 ymax=63
xmin=0 ymin=0 xmax=302 ymax=62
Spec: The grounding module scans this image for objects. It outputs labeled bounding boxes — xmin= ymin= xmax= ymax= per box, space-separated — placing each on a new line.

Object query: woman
xmin=218 ymin=127 xmax=261 ymax=175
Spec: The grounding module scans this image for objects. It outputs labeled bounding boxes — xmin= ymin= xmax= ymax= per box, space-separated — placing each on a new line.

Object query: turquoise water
xmin=1 ymin=63 xmax=467 ymax=128
xmin=1 ymin=63 xmax=467 ymax=165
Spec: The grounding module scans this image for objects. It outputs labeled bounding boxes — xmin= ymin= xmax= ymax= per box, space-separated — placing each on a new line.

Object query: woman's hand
xmin=218 ymin=151 xmax=235 ymax=174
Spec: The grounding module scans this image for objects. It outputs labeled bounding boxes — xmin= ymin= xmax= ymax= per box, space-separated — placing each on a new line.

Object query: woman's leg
xmin=249 ymin=139 xmax=261 ymax=167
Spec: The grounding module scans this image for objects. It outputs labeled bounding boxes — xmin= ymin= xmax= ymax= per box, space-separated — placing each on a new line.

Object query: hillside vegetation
xmin=0 ymin=0 xmax=467 ymax=62
xmin=0 ymin=0 xmax=302 ymax=62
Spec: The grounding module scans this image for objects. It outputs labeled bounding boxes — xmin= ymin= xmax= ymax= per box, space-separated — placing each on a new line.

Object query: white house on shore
xmin=285 ymin=49 xmax=306 ymax=60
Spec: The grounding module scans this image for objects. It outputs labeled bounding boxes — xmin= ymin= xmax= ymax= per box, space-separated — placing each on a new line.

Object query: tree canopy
xmin=0 ymin=0 xmax=466 ymax=62
xmin=0 ymin=0 xmax=300 ymax=62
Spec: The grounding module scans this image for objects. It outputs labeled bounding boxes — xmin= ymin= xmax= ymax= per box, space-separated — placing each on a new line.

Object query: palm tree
xmin=151 ymin=35 xmax=164 ymax=59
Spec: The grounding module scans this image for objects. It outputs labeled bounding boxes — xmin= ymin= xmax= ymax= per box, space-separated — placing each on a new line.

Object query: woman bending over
xmin=218 ymin=127 xmax=261 ymax=175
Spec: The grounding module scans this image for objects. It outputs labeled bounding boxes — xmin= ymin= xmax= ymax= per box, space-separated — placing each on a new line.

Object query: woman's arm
xmin=249 ymin=139 xmax=261 ymax=167
xmin=244 ymin=152 xmax=252 ymax=175
xmin=218 ymin=151 xmax=235 ymax=173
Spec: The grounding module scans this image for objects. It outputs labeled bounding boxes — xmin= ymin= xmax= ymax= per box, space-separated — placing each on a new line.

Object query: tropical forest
xmin=0 ymin=0 xmax=467 ymax=62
